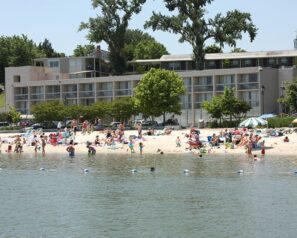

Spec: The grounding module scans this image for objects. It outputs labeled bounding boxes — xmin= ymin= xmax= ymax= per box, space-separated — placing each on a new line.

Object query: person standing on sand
xmin=40 ymin=135 xmax=46 ymax=155
xmin=129 ymin=138 xmax=135 ymax=154
xmin=71 ymin=119 xmax=78 ymax=136
xmin=137 ymin=123 xmax=142 ymax=138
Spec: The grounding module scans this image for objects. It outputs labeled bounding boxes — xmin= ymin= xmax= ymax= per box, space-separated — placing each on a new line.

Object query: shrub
xmin=267 ymin=117 xmax=295 ymax=128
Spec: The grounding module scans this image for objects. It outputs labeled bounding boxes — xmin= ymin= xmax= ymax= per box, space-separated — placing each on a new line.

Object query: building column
xmin=191 ymin=76 xmax=195 ymax=127
xmin=94 ymin=82 xmax=97 ymax=102
xmin=77 ymin=83 xmax=80 ymax=105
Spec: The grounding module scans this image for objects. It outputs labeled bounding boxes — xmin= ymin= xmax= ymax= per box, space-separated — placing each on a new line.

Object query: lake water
xmin=1 ymin=152 xmax=297 ymax=238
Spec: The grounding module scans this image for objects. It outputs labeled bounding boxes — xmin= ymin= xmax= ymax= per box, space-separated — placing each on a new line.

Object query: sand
xmin=0 ymin=127 xmax=296 ymax=157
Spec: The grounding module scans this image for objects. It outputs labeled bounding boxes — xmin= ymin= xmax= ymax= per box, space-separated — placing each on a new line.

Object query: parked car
xmin=0 ymin=122 xmax=10 ymax=128
xmin=31 ymin=121 xmax=56 ymax=129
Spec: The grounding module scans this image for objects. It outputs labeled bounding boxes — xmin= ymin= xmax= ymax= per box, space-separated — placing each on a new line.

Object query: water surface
xmin=1 ymin=153 xmax=297 ymax=238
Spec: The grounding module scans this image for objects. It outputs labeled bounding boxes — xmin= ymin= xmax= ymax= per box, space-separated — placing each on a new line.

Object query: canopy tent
xmin=239 ymin=117 xmax=268 ymax=128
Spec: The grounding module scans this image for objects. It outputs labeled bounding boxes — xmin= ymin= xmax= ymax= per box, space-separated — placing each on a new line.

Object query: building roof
xmin=131 ymin=50 xmax=297 ymax=63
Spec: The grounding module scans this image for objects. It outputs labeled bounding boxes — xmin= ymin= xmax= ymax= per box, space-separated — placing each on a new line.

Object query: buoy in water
xmin=40 ymin=168 xmax=45 ymax=171
xmin=150 ymin=167 xmax=155 ymax=172
xmin=184 ymin=169 xmax=190 ymax=174
xmin=131 ymin=169 xmax=137 ymax=173
xmin=237 ymin=169 xmax=244 ymax=174
xmin=84 ymin=169 xmax=89 ymax=173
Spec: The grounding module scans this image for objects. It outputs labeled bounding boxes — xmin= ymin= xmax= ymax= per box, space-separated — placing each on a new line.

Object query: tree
xmin=204 ymin=44 xmax=222 ymax=54
xmin=203 ymin=87 xmax=251 ymax=125
xmin=202 ymin=95 xmax=224 ymax=124
xmin=7 ymin=107 xmax=21 ymax=124
xmin=110 ymin=97 xmax=138 ymax=121
xmin=144 ymin=0 xmax=257 ymax=70
xmin=38 ymin=38 xmax=65 ymax=58
xmin=231 ymin=48 xmax=246 ymax=53
xmin=134 ymin=39 xmax=168 ymax=60
xmin=79 ymin=0 xmax=147 ymax=75
xmin=278 ymin=78 xmax=297 ymax=113
xmin=0 ymin=35 xmax=45 ymax=83
xmin=73 ymin=44 xmax=96 ymax=57
xmin=31 ymin=101 xmax=65 ymax=122
xmin=124 ymin=29 xmax=169 ymax=60
xmin=124 ymin=29 xmax=154 ymax=61
xmin=134 ymin=68 xmax=185 ymax=123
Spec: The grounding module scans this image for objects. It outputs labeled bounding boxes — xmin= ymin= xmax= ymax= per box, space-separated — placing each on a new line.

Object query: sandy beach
xmin=0 ymin=127 xmax=296 ymax=157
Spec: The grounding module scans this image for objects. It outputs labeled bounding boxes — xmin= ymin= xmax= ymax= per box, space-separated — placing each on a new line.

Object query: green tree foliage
xmin=38 ymin=38 xmax=65 ymax=58
xmin=278 ymin=78 xmax=297 ymax=113
xmin=144 ymin=0 xmax=257 ymax=69
xmin=0 ymin=35 xmax=45 ymax=83
xmin=203 ymin=87 xmax=251 ymax=124
xmin=79 ymin=0 xmax=146 ymax=75
xmin=0 ymin=107 xmax=21 ymax=124
xmin=231 ymin=48 xmax=246 ymax=53
xmin=134 ymin=68 xmax=185 ymax=122
xmin=134 ymin=39 xmax=168 ymax=60
xmin=124 ymin=29 xmax=154 ymax=61
xmin=204 ymin=44 xmax=222 ymax=54
xmin=31 ymin=101 xmax=65 ymax=122
xmin=110 ymin=97 xmax=138 ymax=121
xmin=73 ymin=44 xmax=96 ymax=57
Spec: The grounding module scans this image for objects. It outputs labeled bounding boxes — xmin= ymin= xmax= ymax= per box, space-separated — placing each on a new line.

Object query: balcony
xmin=181 ymin=102 xmax=192 ymax=109
xmin=30 ymin=94 xmax=44 ymax=100
xmin=193 ymin=85 xmax=213 ymax=92
xmin=46 ymin=92 xmax=60 ymax=99
xmin=79 ymin=91 xmax=95 ymax=98
xmin=248 ymin=101 xmax=259 ymax=107
xmin=15 ymin=94 xmax=28 ymax=101
xmin=238 ymin=83 xmax=259 ymax=91
xmin=215 ymin=84 xmax=235 ymax=91
xmin=97 ymin=90 xmax=113 ymax=97
xmin=184 ymin=85 xmax=192 ymax=92
xmin=115 ymin=89 xmax=132 ymax=96
xmin=63 ymin=92 xmax=77 ymax=98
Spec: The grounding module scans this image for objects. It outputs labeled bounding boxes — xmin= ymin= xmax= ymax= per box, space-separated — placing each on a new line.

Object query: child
xmin=261 ymin=140 xmax=265 ymax=156
xmin=128 ymin=138 xmax=135 ymax=154
xmin=87 ymin=144 xmax=96 ymax=155
xmin=176 ymin=136 xmax=181 ymax=147
xmin=7 ymin=143 xmax=12 ymax=153
xmin=139 ymin=142 xmax=144 ymax=155
xmin=40 ymin=135 xmax=46 ymax=155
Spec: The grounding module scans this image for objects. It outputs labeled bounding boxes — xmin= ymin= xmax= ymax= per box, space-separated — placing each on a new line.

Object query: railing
xmin=15 ymin=94 xmax=28 ymax=100
xmin=193 ymin=85 xmax=213 ymax=92
xmin=184 ymin=85 xmax=192 ymax=92
xmin=215 ymin=84 xmax=235 ymax=91
xmin=30 ymin=94 xmax=44 ymax=100
xmin=238 ymin=83 xmax=259 ymax=90
xmin=115 ymin=89 xmax=132 ymax=96
xmin=194 ymin=102 xmax=203 ymax=109
xmin=46 ymin=92 xmax=60 ymax=99
xmin=79 ymin=91 xmax=95 ymax=98
xmin=97 ymin=90 xmax=113 ymax=97
xmin=63 ymin=92 xmax=77 ymax=98
xmin=248 ymin=101 xmax=259 ymax=107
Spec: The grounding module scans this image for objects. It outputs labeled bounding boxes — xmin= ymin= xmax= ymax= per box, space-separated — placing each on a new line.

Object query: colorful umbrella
xmin=239 ymin=117 xmax=268 ymax=128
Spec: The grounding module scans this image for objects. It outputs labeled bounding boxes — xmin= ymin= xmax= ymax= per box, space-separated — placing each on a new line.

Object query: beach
xmin=0 ymin=127 xmax=296 ymax=157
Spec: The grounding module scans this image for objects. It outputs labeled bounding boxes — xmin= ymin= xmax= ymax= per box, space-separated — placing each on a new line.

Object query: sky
xmin=1 ymin=0 xmax=297 ymax=56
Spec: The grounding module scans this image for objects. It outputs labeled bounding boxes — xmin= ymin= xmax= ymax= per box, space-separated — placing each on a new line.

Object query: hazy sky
xmin=1 ymin=0 xmax=297 ymax=55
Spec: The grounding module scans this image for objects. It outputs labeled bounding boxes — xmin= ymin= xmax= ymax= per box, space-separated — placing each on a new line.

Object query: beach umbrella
xmin=292 ymin=118 xmax=297 ymax=124
xmin=239 ymin=117 xmax=268 ymax=128
xmin=258 ymin=114 xmax=277 ymax=119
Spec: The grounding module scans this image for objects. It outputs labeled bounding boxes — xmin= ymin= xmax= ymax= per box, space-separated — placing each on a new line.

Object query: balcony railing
xmin=115 ymin=89 xmax=132 ymax=96
xmin=97 ymin=90 xmax=113 ymax=97
xmin=181 ymin=103 xmax=192 ymax=109
xmin=46 ymin=92 xmax=60 ymax=99
xmin=63 ymin=92 xmax=77 ymax=98
xmin=15 ymin=94 xmax=28 ymax=100
xmin=184 ymin=85 xmax=192 ymax=92
xmin=193 ymin=85 xmax=213 ymax=92
xmin=248 ymin=101 xmax=259 ymax=107
xmin=238 ymin=83 xmax=259 ymax=90
xmin=215 ymin=84 xmax=235 ymax=91
xmin=30 ymin=94 xmax=44 ymax=100
xmin=79 ymin=91 xmax=95 ymax=98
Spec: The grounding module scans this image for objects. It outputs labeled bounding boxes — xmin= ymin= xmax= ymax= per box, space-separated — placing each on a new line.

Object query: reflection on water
xmin=1 ymin=153 xmax=297 ymax=237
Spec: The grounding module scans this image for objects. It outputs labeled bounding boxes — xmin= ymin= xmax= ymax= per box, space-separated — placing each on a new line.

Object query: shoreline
xmin=0 ymin=128 xmax=296 ymax=157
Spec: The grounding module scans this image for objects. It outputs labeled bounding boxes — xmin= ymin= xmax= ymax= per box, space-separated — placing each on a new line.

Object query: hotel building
xmin=5 ymin=49 xmax=297 ymax=126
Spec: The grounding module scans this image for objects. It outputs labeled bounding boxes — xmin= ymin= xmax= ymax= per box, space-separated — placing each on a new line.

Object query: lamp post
xmin=261 ymin=85 xmax=265 ymax=114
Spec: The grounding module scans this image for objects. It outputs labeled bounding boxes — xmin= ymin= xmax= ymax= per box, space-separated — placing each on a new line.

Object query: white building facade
xmin=5 ymin=50 xmax=297 ymax=126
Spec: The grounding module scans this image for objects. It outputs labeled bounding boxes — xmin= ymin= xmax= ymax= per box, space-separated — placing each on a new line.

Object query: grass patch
xmin=0 ymin=93 xmax=5 ymax=108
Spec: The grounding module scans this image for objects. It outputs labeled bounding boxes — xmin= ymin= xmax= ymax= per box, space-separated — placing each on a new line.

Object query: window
xmin=49 ymin=61 xmax=59 ymax=68
xmin=13 ymin=75 xmax=21 ymax=83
